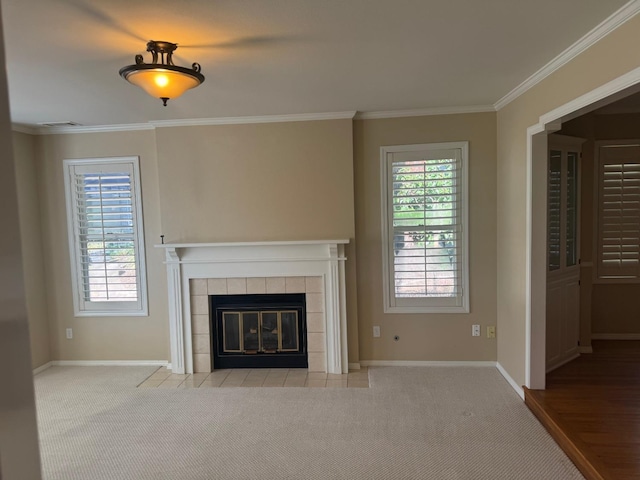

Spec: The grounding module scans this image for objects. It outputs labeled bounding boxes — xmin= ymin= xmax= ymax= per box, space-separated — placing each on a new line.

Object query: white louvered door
xmin=546 ymin=135 xmax=582 ymax=373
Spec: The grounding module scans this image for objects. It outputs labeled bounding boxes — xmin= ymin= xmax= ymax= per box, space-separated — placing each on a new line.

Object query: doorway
xmin=527 ymin=69 xmax=640 ymax=390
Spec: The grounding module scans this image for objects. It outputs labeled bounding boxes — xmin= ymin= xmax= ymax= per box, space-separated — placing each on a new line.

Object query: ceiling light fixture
xmin=119 ymin=40 xmax=205 ymax=106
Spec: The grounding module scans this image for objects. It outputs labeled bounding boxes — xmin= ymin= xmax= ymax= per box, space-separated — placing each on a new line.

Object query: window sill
xmin=384 ymin=305 xmax=469 ymax=314
xmin=73 ymin=309 xmax=149 ymax=318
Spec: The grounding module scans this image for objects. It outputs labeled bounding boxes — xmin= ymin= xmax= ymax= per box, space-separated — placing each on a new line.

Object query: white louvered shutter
xmin=65 ymin=158 xmax=147 ymax=315
xmin=597 ymin=145 xmax=640 ymax=279
xmin=381 ymin=143 xmax=468 ymax=313
xmin=548 ymin=150 xmax=562 ymax=271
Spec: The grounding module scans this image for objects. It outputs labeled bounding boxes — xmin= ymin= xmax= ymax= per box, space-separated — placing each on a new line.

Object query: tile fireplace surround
xmin=157 ymin=241 xmax=349 ymax=375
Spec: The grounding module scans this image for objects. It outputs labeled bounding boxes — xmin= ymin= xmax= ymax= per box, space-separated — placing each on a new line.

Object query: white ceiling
xmin=0 ymin=0 xmax=631 ymax=128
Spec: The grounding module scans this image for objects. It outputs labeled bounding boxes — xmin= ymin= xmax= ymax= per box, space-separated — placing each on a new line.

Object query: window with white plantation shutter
xmin=380 ymin=142 xmax=469 ymax=313
xmin=64 ymin=157 xmax=148 ymax=316
xmin=597 ymin=144 xmax=640 ymax=280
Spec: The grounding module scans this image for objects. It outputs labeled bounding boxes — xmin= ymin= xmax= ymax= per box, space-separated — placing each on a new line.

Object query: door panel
xmin=546 ymin=135 xmax=582 ymax=373
xmin=546 ymin=282 xmax=563 ymax=365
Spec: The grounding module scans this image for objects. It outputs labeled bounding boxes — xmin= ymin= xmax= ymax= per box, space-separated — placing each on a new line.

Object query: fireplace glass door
xmin=212 ymin=293 xmax=307 ymax=369
xmin=222 ymin=311 xmax=299 ymax=354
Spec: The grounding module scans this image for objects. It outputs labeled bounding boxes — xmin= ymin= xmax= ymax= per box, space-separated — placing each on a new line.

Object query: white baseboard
xmin=578 ymin=346 xmax=593 ymax=354
xmin=546 ymin=352 xmax=580 ymax=374
xmin=359 ymin=360 xmax=497 ymax=368
xmin=496 ymin=362 xmax=525 ymax=400
xmin=32 ymin=361 xmax=53 ymax=375
xmin=591 ymin=333 xmax=640 ymax=340
xmin=348 ymin=362 xmax=361 ymax=370
xmin=50 ymin=360 xmax=170 ymax=367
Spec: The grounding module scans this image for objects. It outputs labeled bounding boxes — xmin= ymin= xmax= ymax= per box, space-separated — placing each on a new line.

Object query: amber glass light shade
xmin=123 ymin=68 xmax=201 ymax=100
xmin=119 ymin=41 xmax=204 ymax=106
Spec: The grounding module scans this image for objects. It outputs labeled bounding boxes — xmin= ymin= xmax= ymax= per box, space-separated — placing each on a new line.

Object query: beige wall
xmin=154 ymin=119 xmax=359 ymax=362
xmin=560 ymin=113 xmax=640 ymax=335
xmin=497 ymin=15 xmax=640 ymax=386
xmin=354 ymin=113 xmax=497 ymax=362
xmin=154 ymin=120 xmax=355 ymax=242
xmin=32 ymin=119 xmax=361 ymax=364
xmin=0 ymin=6 xmax=42 ymax=475
xmin=36 ymin=130 xmax=169 ymax=361
xmin=13 ymin=131 xmax=51 ymax=368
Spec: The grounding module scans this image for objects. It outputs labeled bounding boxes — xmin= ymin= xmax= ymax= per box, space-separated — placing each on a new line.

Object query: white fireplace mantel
xmin=156 ymin=240 xmax=349 ymax=374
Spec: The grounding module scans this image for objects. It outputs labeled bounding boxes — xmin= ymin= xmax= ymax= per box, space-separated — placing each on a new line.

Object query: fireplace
xmin=157 ymin=240 xmax=349 ymax=374
xmin=211 ymin=293 xmax=308 ymax=369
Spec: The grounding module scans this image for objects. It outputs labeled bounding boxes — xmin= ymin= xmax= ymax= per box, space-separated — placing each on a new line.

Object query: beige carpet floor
xmin=34 ymin=365 xmax=583 ymax=480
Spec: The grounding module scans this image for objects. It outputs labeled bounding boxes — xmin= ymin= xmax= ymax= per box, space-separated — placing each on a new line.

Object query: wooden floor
xmin=525 ymin=340 xmax=640 ymax=480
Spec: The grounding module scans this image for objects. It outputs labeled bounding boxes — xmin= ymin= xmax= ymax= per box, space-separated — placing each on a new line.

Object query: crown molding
xmin=151 ymin=111 xmax=357 ymax=128
xmin=12 ymin=124 xmax=38 ymax=135
xmin=355 ymin=105 xmax=495 ymax=120
xmin=17 ymin=104 xmax=498 ymax=135
xmin=495 ymin=0 xmax=640 ymax=111
xmin=18 ymin=112 xmax=357 ymax=135
xmin=35 ymin=123 xmax=155 ymax=135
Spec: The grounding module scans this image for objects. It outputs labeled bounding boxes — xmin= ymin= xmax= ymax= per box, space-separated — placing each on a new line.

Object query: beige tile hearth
xmin=138 ymin=367 xmax=368 ymax=389
xmin=221 ymin=370 xmax=251 ymax=387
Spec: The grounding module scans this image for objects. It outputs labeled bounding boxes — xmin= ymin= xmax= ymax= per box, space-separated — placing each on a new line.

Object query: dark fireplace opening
xmin=210 ymin=293 xmax=308 ymax=369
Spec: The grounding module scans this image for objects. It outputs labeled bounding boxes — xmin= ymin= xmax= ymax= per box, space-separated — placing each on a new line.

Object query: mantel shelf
xmin=155 ymin=239 xmax=350 ymax=249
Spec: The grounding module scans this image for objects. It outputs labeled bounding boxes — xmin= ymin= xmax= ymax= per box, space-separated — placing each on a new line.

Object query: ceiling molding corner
xmin=150 ymin=111 xmax=357 ymax=128
xmin=494 ymin=0 xmax=640 ymax=111
xmin=354 ymin=105 xmax=495 ymax=120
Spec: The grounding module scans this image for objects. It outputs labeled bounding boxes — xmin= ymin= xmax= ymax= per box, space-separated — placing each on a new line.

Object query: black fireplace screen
xmin=211 ymin=294 xmax=307 ymax=369
xmin=222 ymin=311 xmax=299 ymax=353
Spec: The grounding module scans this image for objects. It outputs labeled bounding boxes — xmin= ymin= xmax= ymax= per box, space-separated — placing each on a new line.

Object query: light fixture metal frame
xmin=119 ymin=40 xmax=205 ymax=106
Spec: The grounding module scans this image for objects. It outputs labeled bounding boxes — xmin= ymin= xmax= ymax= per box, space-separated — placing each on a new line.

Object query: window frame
xmin=380 ymin=142 xmax=469 ymax=314
xmin=594 ymin=140 xmax=640 ymax=284
xmin=63 ymin=156 xmax=149 ymax=316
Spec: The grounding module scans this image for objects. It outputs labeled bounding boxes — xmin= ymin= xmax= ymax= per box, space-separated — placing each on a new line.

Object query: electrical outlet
xmin=487 ymin=326 xmax=496 ymax=338
xmin=472 ymin=324 xmax=480 ymax=337
xmin=66 ymin=328 xmax=73 ymax=339
xmin=373 ymin=326 xmax=381 ymax=338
